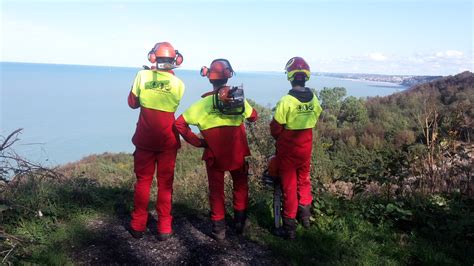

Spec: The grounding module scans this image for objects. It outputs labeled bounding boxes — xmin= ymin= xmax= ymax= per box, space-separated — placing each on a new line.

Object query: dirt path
xmin=72 ymin=208 xmax=280 ymax=265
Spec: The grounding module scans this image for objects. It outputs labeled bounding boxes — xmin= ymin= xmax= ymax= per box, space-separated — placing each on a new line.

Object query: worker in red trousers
xmin=270 ymin=57 xmax=322 ymax=239
xmin=175 ymin=59 xmax=258 ymax=241
xmin=127 ymin=42 xmax=185 ymax=241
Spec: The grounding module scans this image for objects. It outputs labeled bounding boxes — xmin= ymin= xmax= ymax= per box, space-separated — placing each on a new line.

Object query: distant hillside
xmin=400 ymin=75 xmax=443 ymax=87
xmin=394 ymin=71 xmax=473 ymax=130
xmin=380 ymin=71 xmax=474 ymax=104
xmin=370 ymin=71 xmax=474 ymax=141
xmin=406 ymin=71 xmax=474 ymax=96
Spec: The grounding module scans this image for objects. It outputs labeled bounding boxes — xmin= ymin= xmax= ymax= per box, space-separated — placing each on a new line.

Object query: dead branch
xmin=0 ymin=128 xmax=23 ymax=152
xmin=0 ymin=229 xmax=25 ymax=244
xmin=1 ymin=245 xmax=16 ymax=264
xmin=0 ymin=129 xmax=64 ymax=184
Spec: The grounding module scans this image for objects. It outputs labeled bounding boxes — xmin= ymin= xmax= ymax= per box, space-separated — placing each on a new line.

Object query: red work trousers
xmin=277 ymin=155 xmax=313 ymax=219
xmin=130 ymin=148 xmax=177 ymax=234
xmin=206 ymin=162 xmax=249 ymax=221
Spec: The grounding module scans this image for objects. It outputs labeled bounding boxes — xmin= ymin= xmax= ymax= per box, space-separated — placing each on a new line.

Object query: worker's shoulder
xmin=161 ymin=71 xmax=184 ymax=85
xmin=277 ymin=94 xmax=299 ymax=105
xmin=195 ymin=95 xmax=213 ymax=106
xmin=136 ymin=69 xmax=152 ymax=76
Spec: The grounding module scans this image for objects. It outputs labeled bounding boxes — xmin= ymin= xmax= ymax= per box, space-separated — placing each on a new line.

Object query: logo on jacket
xmin=297 ymin=103 xmax=314 ymax=112
xmin=145 ymin=80 xmax=171 ymax=92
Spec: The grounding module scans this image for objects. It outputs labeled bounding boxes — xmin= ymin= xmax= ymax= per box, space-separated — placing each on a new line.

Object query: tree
xmin=318 ymin=87 xmax=346 ymax=116
xmin=338 ymin=96 xmax=368 ymax=126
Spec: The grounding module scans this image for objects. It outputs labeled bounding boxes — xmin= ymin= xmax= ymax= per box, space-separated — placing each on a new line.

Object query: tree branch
xmin=0 ymin=128 xmax=23 ymax=152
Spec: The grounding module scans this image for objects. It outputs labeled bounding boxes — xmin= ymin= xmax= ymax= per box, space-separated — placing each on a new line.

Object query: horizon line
xmin=1 ymin=60 xmax=460 ymax=77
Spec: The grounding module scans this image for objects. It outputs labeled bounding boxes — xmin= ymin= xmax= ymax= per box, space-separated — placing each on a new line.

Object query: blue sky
xmin=1 ymin=0 xmax=472 ymax=75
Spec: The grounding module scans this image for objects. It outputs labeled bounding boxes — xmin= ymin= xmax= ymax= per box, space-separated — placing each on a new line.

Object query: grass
xmin=1 ymin=153 xmax=134 ymax=264
xmin=248 ymin=195 xmax=404 ymax=265
xmin=1 ymin=150 xmax=473 ymax=265
xmin=14 ymin=212 xmax=100 ymax=265
xmin=249 ymin=192 xmax=473 ymax=265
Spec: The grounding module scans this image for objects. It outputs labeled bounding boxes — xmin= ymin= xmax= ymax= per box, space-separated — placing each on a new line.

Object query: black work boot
xmin=234 ymin=210 xmax=250 ymax=235
xmin=273 ymin=218 xmax=296 ymax=240
xmin=211 ymin=219 xmax=226 ymax=241
xmin=129 ymin=228 xmax=144 ymax=239
xmin=297 ymin=205 xmax=312 ymax=229
xmin=157 ymin=231 xmax=173 ymax=242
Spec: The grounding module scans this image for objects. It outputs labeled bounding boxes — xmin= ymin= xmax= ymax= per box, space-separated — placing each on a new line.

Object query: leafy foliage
xmin=313 ymin=72 xmax=474 ymax=197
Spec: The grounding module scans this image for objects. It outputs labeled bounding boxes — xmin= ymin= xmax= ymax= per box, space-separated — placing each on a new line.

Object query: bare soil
xmin=71 ymin=207 xmax=280 ymax=265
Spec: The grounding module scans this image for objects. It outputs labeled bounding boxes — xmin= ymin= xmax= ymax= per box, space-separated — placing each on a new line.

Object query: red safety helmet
xmin=200 ymin=59 xmax=234 ymax=80
xmin=285 ymin=57 xmax=311 ymax=81
xmin=147 ymin=42 xmax=183 ymax=69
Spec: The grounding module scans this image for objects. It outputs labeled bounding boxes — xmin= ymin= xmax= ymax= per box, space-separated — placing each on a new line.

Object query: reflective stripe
xmin=131 ymin=70 xmax=185 ymax=112
xmin=183 ymin=95 xmax=254 ymax=130
xmin=274 ymin=94 xmax=322 ymax=130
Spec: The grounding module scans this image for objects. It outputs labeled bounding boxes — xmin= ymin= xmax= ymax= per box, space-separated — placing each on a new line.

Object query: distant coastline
xmin=316 ymin=72 xmax=443 ymax=87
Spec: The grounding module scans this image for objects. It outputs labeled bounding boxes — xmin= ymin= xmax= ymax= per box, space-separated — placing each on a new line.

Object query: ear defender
xmin=223 ymin=68 xmax=233 ymax=78
xmin=200 ymin=66 xmax=209 ymax=77
xmin=174 ymin=51 xmax=183 ymax=66
xmin=148 ymin=44 xmax=160 ymax=63
xmin=148 ymin=51 xmax=157 ymax=63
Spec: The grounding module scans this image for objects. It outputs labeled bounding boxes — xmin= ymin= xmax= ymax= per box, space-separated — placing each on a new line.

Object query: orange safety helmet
xmin=147 ymin=42 xmax=183 ymax=68
xmin=200 ymin=59 xmax=234 ymax=80
xmin=285 ymin=57 xmax=311 ymax=81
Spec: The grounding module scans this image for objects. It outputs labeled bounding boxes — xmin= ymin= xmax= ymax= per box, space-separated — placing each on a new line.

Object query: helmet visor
xmin=287 ymin=69 xmax=311 ymax=81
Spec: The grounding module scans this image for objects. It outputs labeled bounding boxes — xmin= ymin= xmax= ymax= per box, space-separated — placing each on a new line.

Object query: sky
xmin=1 ymin=0 xmax=473 ymax=75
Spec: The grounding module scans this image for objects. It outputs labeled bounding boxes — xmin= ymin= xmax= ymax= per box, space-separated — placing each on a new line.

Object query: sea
xmin=0 ymin=62 xmax=406 ymax=166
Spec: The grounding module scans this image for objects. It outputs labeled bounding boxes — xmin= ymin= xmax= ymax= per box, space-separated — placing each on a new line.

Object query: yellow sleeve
xmin=182 ymin=100 xmax=204 ymax=126
xmin=273 ymin=99 xmax=287 ymax=125
xmin=313 ymin=94 xmax=323 ymax=121
xmin=243 ymin=99 xmax=254 ymax=119
xmin=131 ymin=71 xmax=142 ymax=97
xmin=179 ymin=80 xmax=185 ymax=100
xmin=175 ymin=78 xmax=185 ymax=100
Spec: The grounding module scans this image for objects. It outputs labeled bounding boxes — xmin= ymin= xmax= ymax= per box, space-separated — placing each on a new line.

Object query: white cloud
xmin=368 ymin=52 xmax=387 ymax=61
xmin=435 ymin=50 xmax=463 ymax=58
xmin=445 ymin=50 xmax=463 ymax=57
xmin=315 ymin=50 xmax=472 ymax=75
